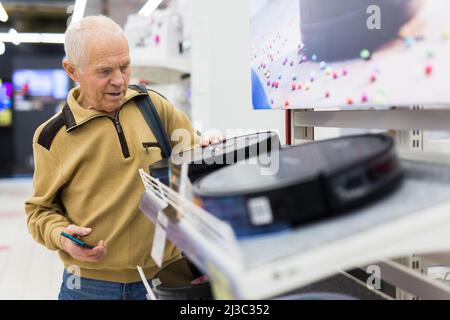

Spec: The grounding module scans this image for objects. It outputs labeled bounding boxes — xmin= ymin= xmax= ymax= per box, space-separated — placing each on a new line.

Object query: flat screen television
xmin=0 ymin=80 xmax=13 ymax=127
xmin=250 ymin=0 xmax=450 ymax=110
xmin=12 ymin=69 xmax=69 ymax=101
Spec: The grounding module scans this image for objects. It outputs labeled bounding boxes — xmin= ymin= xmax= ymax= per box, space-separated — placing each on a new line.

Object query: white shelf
xmin=292 ymin=108 xmax=450 ymax=131
xmin=139 ymin=160 xmax=450 ymax=299
xmin=130 ymin=48 xmax=190 ymax=84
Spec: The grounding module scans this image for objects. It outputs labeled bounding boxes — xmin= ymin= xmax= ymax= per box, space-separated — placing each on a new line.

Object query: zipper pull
xmin=115 ymin=120 xmax=123 ymax=134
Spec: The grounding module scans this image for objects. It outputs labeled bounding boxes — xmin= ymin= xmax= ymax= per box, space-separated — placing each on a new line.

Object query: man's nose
xmin=110 ymin=70 xmax=125 ymax=87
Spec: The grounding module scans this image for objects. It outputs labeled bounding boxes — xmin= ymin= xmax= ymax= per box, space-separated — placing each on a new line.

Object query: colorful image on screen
xmin=250 ymin=0 xmax=450 ymax=110
xmin=0 ymin=80 xmax=13 ymax=127
xmin=13 ymin=69 xmax=69 ymax=101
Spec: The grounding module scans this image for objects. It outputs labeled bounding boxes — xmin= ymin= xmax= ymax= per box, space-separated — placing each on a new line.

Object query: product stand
xmin=139 ymin=157 xmax=450 ymax=299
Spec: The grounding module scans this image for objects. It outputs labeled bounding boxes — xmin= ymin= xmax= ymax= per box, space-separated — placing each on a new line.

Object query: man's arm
xmin=24 ymin=129 xmax=70 ymax=251
xmin=24 ymin=124 xmax=110 ymax=261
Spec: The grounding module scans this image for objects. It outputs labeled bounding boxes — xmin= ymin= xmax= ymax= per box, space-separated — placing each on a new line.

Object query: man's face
xmin=69 ymin=35 xmax=131 ymax=113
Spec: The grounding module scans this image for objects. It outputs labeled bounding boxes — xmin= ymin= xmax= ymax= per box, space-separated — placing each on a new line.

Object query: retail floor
xmin=0 ymin=179 xmax=63 ymax=300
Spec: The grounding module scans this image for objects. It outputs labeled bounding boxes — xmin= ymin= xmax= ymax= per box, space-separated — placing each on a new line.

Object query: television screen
xmin=0 ymin=80 xmax=13 ymax=127
xmin=250 ymin=0 xmax=450 ymax=110
xmin=13 ymin=69 xmax=69 ymax=100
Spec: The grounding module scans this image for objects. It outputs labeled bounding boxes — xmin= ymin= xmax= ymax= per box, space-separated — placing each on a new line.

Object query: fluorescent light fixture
xmin=71 ymin=0 xmax=87 ymax=24
xmin=0 ymin=2 xmax=8 ymax=23
xmin=8 ymin=28 xmax=19 ymax=45
xmin=0 ymin=41 xmax=5 ymax=55
xmin=0 ymin=32 xmax=65 ymax=44
xmin=40 ymin=33 xmax=65 ymax=44
xmin=139 ymin=0 xmax=164 ymax=16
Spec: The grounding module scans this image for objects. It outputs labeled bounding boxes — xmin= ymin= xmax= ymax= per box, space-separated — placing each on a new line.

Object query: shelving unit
xmin=130 ymin=48 xmax=190 ymax=84
xmin=290 ymin=105 xmax=450 ymax=299
xmin=133 ymin=0 xmax=450 ymax=300
xmin=139 ymin=159 xmax=450 ymax=299
xmin=129 ymin=47 xmax=192 ymax=117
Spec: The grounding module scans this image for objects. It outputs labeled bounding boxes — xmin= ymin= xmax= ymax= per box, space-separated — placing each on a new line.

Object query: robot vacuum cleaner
xmin=149 ymin=131 xmax=280 ymax=190
xmin=193 ymin=134 xmax=403 ymax=237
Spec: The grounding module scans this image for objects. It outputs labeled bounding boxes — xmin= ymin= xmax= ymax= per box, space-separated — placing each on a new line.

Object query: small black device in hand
xmin=61 ymin=232 xmax=95 ymax=249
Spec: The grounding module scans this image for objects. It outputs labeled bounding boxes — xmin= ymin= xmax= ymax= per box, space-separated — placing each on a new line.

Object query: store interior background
xmin=4 ymin=0 xmax=450 ymax=300
xmin=0 ymin=0 xmax=286 ymax=178
xmin=0 ymin=0 xmax=287 ymax=299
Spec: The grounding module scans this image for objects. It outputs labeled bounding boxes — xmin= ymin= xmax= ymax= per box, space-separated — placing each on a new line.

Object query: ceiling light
xmin=71 ymin=0 xmax=87 ymax=25
xmin=0 ymin=2 xmax=8 ymax=23
xmin=40 ymin=33 xmax=65 ymax=44
xmin=8 ymin=28 xmax=19 ymax=45
xmin=0 ymin=32 xmax=64 ymax=44
xmin=139 ymin=0 xmax=164 ymax=17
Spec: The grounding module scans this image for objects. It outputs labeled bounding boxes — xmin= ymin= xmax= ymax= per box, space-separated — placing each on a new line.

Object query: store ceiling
xmin=85 ymin=0 xmax=147 ymax=27
xmin=0 ymin=0 xmax=147 ymax=33
xmin=1 ymin=1 xmax=72 ymax=33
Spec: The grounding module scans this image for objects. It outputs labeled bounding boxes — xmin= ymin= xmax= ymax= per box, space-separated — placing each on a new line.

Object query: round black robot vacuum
xmin=193 ymin=134 xmax=403 ymax=237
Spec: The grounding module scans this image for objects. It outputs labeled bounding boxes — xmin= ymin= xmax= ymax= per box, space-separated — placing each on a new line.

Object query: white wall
xmin=191 ymin=0 xmax=285 ymax=143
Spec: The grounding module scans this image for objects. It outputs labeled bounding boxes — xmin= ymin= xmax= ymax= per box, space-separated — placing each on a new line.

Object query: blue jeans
xmin=58 ymin=269 xmax=151 ymax=300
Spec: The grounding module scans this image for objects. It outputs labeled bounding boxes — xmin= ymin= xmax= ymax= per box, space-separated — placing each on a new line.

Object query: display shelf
xmin=139 ymin=160 xmax=450 ymax=299
xmin=130 ymin=48 xmax=190 ymax=84
xmin=292 ymin=108 xmax=450 ymax=131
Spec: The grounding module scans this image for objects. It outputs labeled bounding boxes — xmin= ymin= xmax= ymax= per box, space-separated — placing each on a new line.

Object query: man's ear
xmin=63 ymin=59 xmax=78 ymax=82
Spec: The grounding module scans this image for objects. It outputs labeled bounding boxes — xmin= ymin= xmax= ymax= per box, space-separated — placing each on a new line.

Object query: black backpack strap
xmin=131 ymin=84 xmax=172 ymax=158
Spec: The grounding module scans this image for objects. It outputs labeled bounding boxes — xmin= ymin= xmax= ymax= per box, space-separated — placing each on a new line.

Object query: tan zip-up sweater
xmin=25 ymin=86 xmax=195 ymax=283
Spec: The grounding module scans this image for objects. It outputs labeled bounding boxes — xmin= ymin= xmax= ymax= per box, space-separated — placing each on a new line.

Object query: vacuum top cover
xmin=194 ymin=134 xmax=393 ymax=196
xmin=172 ymin=131 xmax=278 ymax=165
xmin=168 ymin=131 xmax=279 ymax=182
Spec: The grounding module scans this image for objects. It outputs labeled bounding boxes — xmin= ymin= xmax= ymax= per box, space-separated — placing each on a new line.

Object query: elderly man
xmin=25 ymin=16 xmax=214 ymax=300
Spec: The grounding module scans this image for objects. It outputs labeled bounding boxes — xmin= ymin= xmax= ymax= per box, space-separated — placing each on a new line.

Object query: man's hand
xmin=200 ymin=134 xmax=226 ymax=147
xmin=60 ymin=225 xmax=107 ymax=262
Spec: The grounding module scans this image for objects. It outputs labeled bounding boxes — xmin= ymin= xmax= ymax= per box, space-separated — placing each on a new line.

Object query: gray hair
xmin=64 ymin=15 xmax=126 ymax=68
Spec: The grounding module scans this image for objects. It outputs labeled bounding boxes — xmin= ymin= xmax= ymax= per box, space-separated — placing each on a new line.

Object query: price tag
xmin=141 ymin=179 xmax=168 ymax=221
xmin=151 ymin=211 xmax=169 ymax=268
xmin=179 ymin=163 xmax=193 ymax=198
xmin=207 ymin=262 xmax=235 ymax=300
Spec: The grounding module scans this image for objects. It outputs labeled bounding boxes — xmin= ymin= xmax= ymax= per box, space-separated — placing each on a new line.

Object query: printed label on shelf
xmin=151 ymin=211 xmax=168 ymax=268
xmin=179 ymin=163 xmax=194 ymax=200
xmin=207 ymin=262 xmax=235 ymax=300
xmin=247 ymin=197 xmax=274 ymax=226
xmin=142 ymin=188 xmax=168 ymax=221
xmin=157 ymin=210 xmax=169 ymax=228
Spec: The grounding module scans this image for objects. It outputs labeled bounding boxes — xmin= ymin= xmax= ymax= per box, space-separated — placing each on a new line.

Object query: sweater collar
xmin=62 ymin=86 xmax=146 ymax=132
